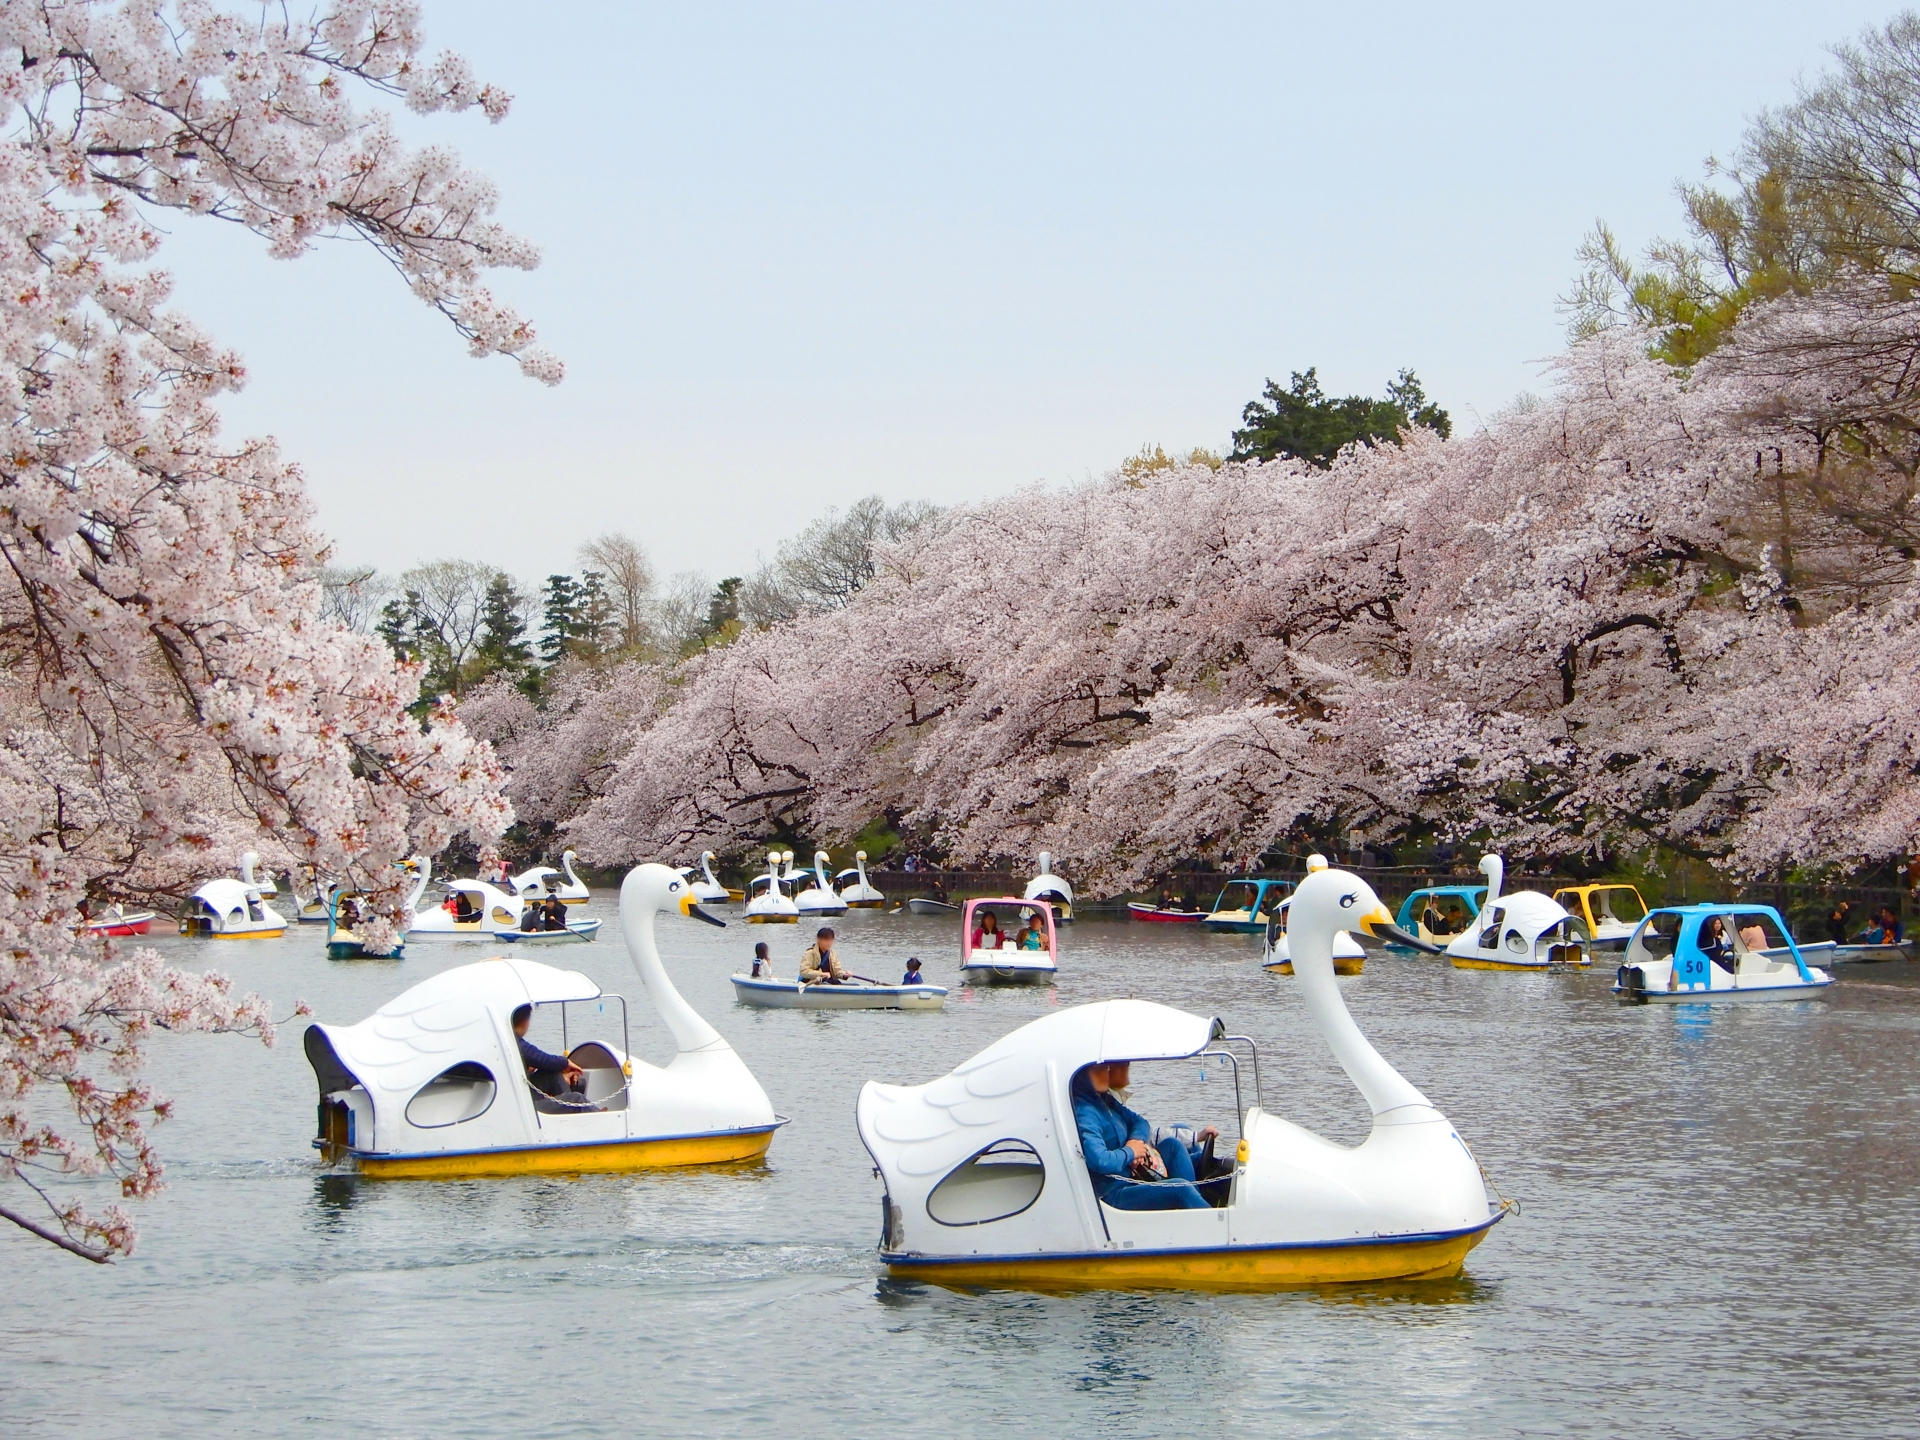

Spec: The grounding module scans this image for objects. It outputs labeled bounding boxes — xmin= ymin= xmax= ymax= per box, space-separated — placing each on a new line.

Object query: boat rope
xmin=1476 ymin=1151 xmax=1520 ymax=1217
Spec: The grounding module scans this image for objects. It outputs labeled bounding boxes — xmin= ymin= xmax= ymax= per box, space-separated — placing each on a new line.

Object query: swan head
xmin=1289 ymin=867 xmax=1438 ymax=954
xmin=814 ymin=850 xmax=829 ymax=866
xmin=621 ymin=861 xmax=726 ymax=928
xmin=855 ymin=849 xmax=867 ymax=862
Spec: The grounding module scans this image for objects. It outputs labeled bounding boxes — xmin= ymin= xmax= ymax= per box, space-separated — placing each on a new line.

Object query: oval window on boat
xmin=1505 ymin=930 xmax=1527 ymax=953
xmin=926 ymin=1139 xmax=1045 ymax=1227
xmin=404 ymin=1062 xmax=497 ymax=1128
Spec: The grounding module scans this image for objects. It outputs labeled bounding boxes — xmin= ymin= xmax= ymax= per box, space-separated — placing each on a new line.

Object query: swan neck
xmin=403 ymin=857 xmax=431 ymax=915
xmin=627 ymin=906 xmax=723 ymax=1053
xmin=1293 ymin=951 xmax=1431 ymax=1116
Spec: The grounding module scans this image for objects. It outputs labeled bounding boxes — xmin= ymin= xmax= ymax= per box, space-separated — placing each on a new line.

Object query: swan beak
xmin=1359 ymin=903 xmax=1443 ymax=954
xmin=682 ymin=893 xmax=726 ymax=927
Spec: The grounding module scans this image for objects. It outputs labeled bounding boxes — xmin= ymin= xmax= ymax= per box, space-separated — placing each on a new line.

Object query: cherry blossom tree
xmin=2 ymin=2 xmax=541 ymax=1260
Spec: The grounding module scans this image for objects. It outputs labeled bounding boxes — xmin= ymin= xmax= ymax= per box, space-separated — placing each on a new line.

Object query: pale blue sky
xmin=158 ymin=1 xmax=1901 ymax=586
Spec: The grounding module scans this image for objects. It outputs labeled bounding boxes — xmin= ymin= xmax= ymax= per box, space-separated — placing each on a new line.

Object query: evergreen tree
xmin=474 ymin=574 xmax=533 ymax=679
xmin=540 ymin=573 xmax=583 ymax=663
xmin=1229 ymin=368 xmax=1450 ymax=468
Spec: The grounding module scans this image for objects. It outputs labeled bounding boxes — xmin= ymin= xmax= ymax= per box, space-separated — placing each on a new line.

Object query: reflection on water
xmin=6 ymin=901 xmax=1919 ymax=1437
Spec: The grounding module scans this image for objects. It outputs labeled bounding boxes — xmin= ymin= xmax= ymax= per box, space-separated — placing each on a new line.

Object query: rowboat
xmin=83 ymin=906 xmax=156 ymax=937
xmin=489 ymin=918 xmax=603 ymax=944
xmin=730 ymin=975 xmax=946 ymax=1010
xmin=1127 ymin=902 xmax=1206 ymax=923
xmin=907 ymin=897 xmax=960 ymax=916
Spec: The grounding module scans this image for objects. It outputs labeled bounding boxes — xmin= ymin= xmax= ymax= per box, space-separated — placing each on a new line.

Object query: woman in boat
xmin=750 ymin=941 xmax=775 ymax=979
xmin=971 ymin=912 xmax=1003 ymax=950
xmin=1701 ymin=915 xmax=1735 ymax=972
xmin=1070 ymin=1062 xmax=1210 ymax=1211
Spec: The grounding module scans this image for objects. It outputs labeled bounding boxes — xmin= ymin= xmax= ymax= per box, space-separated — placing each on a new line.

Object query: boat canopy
xmin=190 ymin=877 xmax=270 ymax=923
xmin=306 ymin=958 xmax=602 ymax=1124
xmin=1393 ymin=885 xmax=1486 ymax=930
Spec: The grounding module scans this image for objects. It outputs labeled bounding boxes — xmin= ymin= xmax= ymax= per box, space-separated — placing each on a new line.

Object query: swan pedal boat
xmin=796 ymin=850 xmax=850 ymax=916
xmin=687 ymin=851 xmax=731 ymax=905
xmin=1202 ymin=878 xmax=1293 ymax=934
xmin=836 ymin=850 xmax=887 ymax=908
xmin=1127 ymin=902 xmax=1205 ymax=923
xmin=730 ymin=975 xmax=947 ymax=1010
xmin=1023 ymin=851 xmax=1074 ymax=922
xmin=407 ymin=874 xmax=525 ymax=942
xmin=960 ymin=898 xmax=1058 ymax=985
xmin=511 ymin=850 xmax=592 ymax=905
xmin=1442 ymin=857 xmax=1589 ymax=971
xmin=858 ymin=868 xmax=1502 ymax=1292
xmin=179 ymin=878 xmax=287 ymax=939
xmin=84 ymin=906 xmax=156 ymax=937
xmin=745 ymin=852 xmax=801 ymax=925
xmin=306 ymin=865 xmax=784 ymax=1177
xmin=1613 ymin=903 xmax=1833 ymax=1003
xmin=1262 ymin=885 xmax=1366 ymax=976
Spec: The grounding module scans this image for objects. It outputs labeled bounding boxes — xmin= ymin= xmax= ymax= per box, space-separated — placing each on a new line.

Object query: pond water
xmin=7 ymin=899 xmax=1919 ymax=1438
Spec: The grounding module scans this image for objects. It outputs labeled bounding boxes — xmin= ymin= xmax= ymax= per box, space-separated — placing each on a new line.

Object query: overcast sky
xmin=156 ymin=1 xmax=1901 ymax=589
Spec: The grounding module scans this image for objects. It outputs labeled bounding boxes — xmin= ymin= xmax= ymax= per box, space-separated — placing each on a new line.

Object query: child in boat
xmin=1017 ymin=915 xmax=1045 ymax=950
xmin=750 ymin=941 xmax=775 ymax=979
xmin=901 ymin=957 xmax=923 ymax=985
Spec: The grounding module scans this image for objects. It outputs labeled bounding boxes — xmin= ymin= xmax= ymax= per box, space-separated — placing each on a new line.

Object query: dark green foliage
xmin=1229 ymin=368 xmax=1451 ymax=468
xmin=474 ymin=575 xmax=533 ymax=679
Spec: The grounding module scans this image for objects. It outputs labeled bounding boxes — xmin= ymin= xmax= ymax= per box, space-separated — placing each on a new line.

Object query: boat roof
xmin=1556 ymin=882 xmax=1644 ymax=894
xmin=966 ymin=998 xmax=1217 ymax=1072
xmin=192 ymin=877 xmax=264 ymax=906
xmin=310 ymin=958 xmax=602 ymax=1097
xmin=1645 ymin=902 xmax=1788 ymax=922
xmin=1405 ymin=884 xmax=1487 ymax=900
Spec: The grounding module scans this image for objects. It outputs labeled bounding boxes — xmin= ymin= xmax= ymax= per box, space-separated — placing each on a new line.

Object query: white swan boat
xmin=731 ymin=975 xmax=946 ymax=1010
xmin=1445 ymin=856 xmax=1590 ymax=970
xmin=795 ymin=850 xmax=850 ymax=916
xmin=405 ymin=868 xmax=527 ymax=942
xmin=835 ymin=850 xmax=886 ymax=908
xmin=305 ymin=864 xmax=784 ymax=1178
xmin=857 ymin=865 xmax=1502 ymax=1290
xmin=1613 ymin=903 xmax=1833 ymax=1002
xmin=1261 ymin=860 xmax=1366 ymax=975
xmin=744 ymin=852 xmax=800 ymax=925
xmin=688 ymin=851 xmax=731 ymax=905
xmin=1023 ymin=851 xmax=1074 ymax=922
xmin=238 ymin=849 xmax=280 ymax=897
xmin=179 ymin=877 xmax=288 ymax=939
xmin=959 ymin=898 xmax=1057 ymax=985
xmin=511 ymin=850 xmax=592 ymax=905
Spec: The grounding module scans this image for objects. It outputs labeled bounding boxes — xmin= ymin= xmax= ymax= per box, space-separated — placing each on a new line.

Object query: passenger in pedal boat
xmin=446 ymin=890 xmax=478 ymax=923
xmin=1015 ymin=912 xmax=1045 ymax=951
xmin=1701 ymin=915 xmax=1735 ymax=972
xmin=799 ymin=926 xmax=850 ymax=984
xmin=1070 ymin=1062 xmax=1216 ymax=1211
xmin=511 ymin=1003 xmax=597 ymax=1109
xmin=970 ymin=912 xmax=1004 ymax=950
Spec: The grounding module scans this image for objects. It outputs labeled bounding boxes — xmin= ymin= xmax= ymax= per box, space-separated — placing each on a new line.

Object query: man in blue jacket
xmin=511 ymin=1003 xmax=595 ymax=1107
xmin=1071 ymin=1061 xmax=1212 ymax=1210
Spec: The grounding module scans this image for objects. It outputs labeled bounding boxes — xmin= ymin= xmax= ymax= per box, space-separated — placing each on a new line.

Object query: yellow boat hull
xmin=207 ymin=927 xmax=287 ymax=940
xmin=745 ymin=913 xmax=798 ymax=924
xmin=351 ymin=1126 xmax=778 ymax=1179
xmin=1265 ymin=957 xmax=1364 ymax=976
xmin=887 ymin=1221 xmax=1494 ymax=1293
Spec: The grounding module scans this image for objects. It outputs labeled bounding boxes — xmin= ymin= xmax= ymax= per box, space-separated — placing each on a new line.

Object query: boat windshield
xmin=1592 ymin=887 xmax=1647 ymax=924
xmin=1213 ymin=882 xmax=1261 ymax=913
xmin=1731 ymin=912 xmax=1787 ymax=952
xmin=1414 ymin=892 xmax=1475 ymax=938
xmin=1627 ymin=911 xmax=1684 ymax=962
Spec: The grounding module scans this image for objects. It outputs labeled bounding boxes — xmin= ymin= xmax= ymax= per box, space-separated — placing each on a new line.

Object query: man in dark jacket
xmin=1071 ymin=1062 xmax=1210 ymax=1210
xmin=511 ymin=1003 xmax=594 ymax=1106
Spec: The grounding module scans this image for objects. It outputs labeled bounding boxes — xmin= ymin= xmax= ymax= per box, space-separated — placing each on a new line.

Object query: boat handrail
xmin=1219 ymin=1034 xmax=1263 ymax=1116
xmin=544 ymin=992 xmax=632 ymax=1114
xmin=1191 ymin=1048 xmax=1246 ymax=1133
